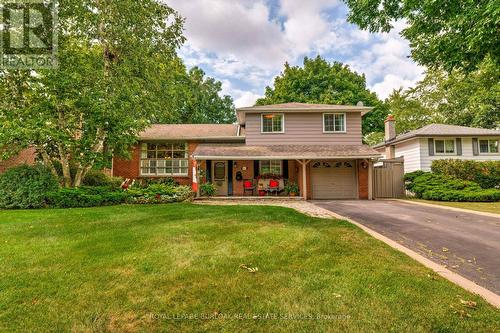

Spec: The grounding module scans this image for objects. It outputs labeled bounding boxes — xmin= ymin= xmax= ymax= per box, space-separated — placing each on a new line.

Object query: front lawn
xmin=411 ymin=199 xmax=500 ymax=215
xmin=0 ymin=204 xmax=498 ymax=332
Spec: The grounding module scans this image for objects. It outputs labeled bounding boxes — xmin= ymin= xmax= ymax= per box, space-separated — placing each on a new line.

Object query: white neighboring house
xmin=373 ymin=116 xmax=500 ymax=173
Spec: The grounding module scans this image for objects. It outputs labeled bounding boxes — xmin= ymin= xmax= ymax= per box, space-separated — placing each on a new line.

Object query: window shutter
xmin=206 ymin=160 xmax=212 ymax=182
xmin=472 ymin=138 xmax=479 ymax=156
xmin=428 ymin=138 xmax=434 ymax=156
xmin=282 ymin=160 xmax=289 ymax=178
xmin=254 ymin=160 xmax=259 ymax=177
xmin=456 ymin=138 xmax=462 ymax=155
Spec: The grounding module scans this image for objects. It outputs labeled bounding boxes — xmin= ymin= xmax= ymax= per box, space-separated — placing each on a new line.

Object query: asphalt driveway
xmin=312 ymin=200 xmax=500 ymax=294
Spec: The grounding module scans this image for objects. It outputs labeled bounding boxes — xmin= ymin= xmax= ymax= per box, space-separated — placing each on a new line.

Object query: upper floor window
xmin=259 ymin=160 xmax=282 ymax=175
xmin=479 ymin=139 xmax=499 ymax=154
xmin=435 ymin=139 xmax=455 ymax=155
xmin=261 ymin=114 xmax=284 ymax=133
xmin=323 ymin=113 xmax=345 ymax=132
xmin=140 ymin=142 xmax=188 ymax=176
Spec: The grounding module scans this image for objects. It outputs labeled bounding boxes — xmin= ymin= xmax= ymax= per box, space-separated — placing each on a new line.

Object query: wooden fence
xmin=374 ymin=157 xmax=405 ymax=199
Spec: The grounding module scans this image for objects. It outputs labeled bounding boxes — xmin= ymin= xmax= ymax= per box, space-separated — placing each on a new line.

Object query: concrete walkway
xmin=313 ymin=200 xmax=500 ymax=295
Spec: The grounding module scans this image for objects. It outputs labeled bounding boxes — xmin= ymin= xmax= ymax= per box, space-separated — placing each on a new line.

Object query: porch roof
xmin=192 ymin=143 xmax=381 ymax=160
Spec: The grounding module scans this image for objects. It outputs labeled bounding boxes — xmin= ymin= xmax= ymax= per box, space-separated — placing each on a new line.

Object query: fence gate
xmin=374 ymin=157 xmax=405 ymax=198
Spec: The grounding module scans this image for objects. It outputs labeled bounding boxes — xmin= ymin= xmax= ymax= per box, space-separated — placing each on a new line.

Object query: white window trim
xmin=322 ymin=113 xmax=347 ymax=133
xmin=434 ymin=138 xmax=456 ymax=155
xmin=140 ymin=142 xmax=189 ymax=177
xmin=478 ymin=138 xmax=500 ymax=155
xmin=261 ymin=113 xmax=285 ymax=134
xmin=259 ymin=160 xmax=283 ymax=175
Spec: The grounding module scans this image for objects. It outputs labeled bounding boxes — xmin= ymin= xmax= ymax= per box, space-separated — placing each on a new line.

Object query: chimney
xmin=384 ymin=114 xmax=396 ymax=141
xmin=384 ymin=115 xmax=396 ymax=159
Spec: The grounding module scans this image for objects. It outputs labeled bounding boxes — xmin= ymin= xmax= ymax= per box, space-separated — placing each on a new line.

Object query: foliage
xmin=343 ymin=0 xmax=499 ymax=72
xmin=82 ymin=170 xmax=123 ymax=188
xmin=46 ymin=187 xmax=129 ymax=208
xmin=387 ymin=59 xmax=500 ymax=133
xmin=256 ymin=56 xmax=388 ymax=135
xmin=0 ymin=164 xmax=59 ymax=209
xmin=431 ymin=159 xmax=500 ymax=189
xmin=364 ymin=131 xmax=385 ymax=146
xmin=257 ymin=173 xmax=284 ymax=180
xmin=284 ymin=182 xmax=300 ymax=195
xmin=45 ymin=184 xmax=194 ymax=208
xmin=200 ymin=182 xmax=217 ymax=197
xmin=405 ymin=172 xmax=500 ymax=202
xmin=138 ymin=177 xmax=179 ymax=188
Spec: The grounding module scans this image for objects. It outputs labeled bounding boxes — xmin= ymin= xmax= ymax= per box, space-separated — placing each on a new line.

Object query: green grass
xmin=0 ymin=204 xmax=498 ymax=332
xmin=411 ymin=199 xmax=500 ymax=214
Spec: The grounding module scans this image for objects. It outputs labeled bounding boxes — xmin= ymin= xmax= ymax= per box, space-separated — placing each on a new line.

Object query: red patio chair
xmin=268 ymin=179 xmax=280 ymax=196
xmin=243 ymin=179 xmax=255 ymax=196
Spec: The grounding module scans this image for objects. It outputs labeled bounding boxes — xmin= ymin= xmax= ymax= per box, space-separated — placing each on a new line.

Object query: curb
xmin=322 ymin=208 xmax=500 ymax=308
xmin=393 ymin=199 xmax=500 ymax=219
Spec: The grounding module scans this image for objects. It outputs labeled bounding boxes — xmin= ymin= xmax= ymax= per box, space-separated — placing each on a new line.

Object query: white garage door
xmin=311 ymin=160 xmax=357 ymax=199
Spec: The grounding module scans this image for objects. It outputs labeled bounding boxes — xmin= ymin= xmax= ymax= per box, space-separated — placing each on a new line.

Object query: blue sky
xmin=166 ymin=0 xmax=424 ymax=107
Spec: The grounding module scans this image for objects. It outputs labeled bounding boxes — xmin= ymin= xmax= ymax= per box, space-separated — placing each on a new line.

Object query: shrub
xmin=200 ymin=182 xmax=217 ymax=197
xmin=0 ymin=164 xmax=60 ymax=209
xmin=139 ymin=177 xmax=179 ymax=188
xmin=82 ymin=170 xmax=123 ymax=188
xmin=127 ymin=184 xmax=194 ymax=204
xmin=45 ymin=187 xmax=129 ymax=208
xmin=284 ymin=182 xmax=299 ymax=195
xmin=431 ymin=159 xmax=500 ymax=189
xmin=405 ymin=171 xmax=500 ymax=202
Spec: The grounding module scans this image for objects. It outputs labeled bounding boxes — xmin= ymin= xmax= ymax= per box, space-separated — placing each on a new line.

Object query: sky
xmin=165 ymin=0 xmax=424 ymax=108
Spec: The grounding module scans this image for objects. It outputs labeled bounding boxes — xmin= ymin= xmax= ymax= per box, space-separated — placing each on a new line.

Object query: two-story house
xmin=374 ymin=115 xmax=500 ymax=173
xmin=112 ymin=103 xmax=382 ymax=199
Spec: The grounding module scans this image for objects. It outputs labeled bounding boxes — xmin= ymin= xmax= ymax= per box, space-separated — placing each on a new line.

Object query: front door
xmin=212 ymin=161 xmax=228 ymax=196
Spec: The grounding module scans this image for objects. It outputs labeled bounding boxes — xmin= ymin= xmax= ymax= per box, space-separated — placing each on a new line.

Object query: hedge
xmin=45 ymin=184 xmax=195 ymax=208
xmin=431 ymin=159 xmax=500 ymax=189
xmin=405 ymin=171 xmax=500 ymax=202
xmin=0 ymin=164 xmax=59 ymax=209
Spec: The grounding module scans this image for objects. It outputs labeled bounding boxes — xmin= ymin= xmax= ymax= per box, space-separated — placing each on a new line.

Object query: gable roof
xmin=373 ymin=124 xmax=500 ymax=148
xmin=236 ymin=102 xmax=373 ymax=124
xmin=139 ymin=124 xmax=244 ymax=141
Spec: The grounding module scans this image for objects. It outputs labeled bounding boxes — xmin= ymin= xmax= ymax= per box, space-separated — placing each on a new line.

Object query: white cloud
xmin=166 ymin=0 xmax=424 ymax=104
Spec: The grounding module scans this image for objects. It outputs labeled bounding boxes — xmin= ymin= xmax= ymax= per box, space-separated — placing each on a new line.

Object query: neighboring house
xmin=373 ymin=115 xmax=500 ymax=173
xmin=0 ymin=148 xmax=36 ymax=173
xmin=112 ymin=103 xmax=381 ymax=199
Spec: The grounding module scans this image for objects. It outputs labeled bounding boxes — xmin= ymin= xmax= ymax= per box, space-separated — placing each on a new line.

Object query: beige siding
xmin=419 ymin=137 xmax=500 ymax=171
xmin=244 ymin=112 xmax=362 ymax=145
xmin=394 ymin=139 xmax=421 ymax=173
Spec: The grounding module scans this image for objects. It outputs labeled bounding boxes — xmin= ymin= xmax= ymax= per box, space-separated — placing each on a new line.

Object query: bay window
xmin=140 ymin=142 xmax=188 ymax=176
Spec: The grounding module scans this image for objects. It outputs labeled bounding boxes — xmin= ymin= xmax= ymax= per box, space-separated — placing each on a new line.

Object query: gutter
xmin=192 ymin=155 xmax=381 ymax=160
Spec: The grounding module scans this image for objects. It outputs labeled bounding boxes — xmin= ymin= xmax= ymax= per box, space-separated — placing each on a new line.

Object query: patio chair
xmin=243 ymin=179 xmax=255 ymax=196
xmin=267 ymin=179 xmax=280 ymax=196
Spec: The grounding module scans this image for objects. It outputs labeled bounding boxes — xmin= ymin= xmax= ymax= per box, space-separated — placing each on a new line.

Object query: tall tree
xmin=0 ymin=0 xmax=185 ymax=187
xmin=387 ymin=58 xmax=500 ymax=134
xmin=343 ymin=0 xmax=499 ymax=72
xmin=154 ymin=65 xmax=236 ymax=124
xmin=256 ymin=56 xmax=389 ymax=136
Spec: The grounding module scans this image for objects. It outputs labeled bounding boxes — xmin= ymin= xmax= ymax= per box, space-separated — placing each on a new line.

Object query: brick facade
xmin=0 ymin=148 xmax=36 ymax=173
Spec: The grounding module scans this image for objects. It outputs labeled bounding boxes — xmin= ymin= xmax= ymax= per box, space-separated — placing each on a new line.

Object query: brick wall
xmin=232 ymin=160 xmax=255 ymax=196
xmin=0 ymin=148 xmax=36 ymax=173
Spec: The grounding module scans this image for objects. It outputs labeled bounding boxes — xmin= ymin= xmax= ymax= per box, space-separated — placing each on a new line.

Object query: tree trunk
xmin=38 ymin=147 xmax=59 ymax=178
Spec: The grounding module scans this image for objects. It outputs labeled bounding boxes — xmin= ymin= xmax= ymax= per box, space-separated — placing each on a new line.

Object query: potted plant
xmin=258 ymin=182 xmax=266 ymax=196
xmin=284 ymin=182 xmax=299 ymax=197
xmin=200 ymin=182 xmax=217 ymax=197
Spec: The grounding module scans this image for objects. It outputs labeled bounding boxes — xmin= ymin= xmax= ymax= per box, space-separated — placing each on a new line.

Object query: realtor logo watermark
xmin=0 ymin=0 xmax=57 ymax=69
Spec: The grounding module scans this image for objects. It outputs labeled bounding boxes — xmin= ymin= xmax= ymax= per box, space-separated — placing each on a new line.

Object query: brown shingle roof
xmin=193 ymin=143 xmax=381 ymax=159
xmin=373 ymin=124 xmax=500 ymax=148
xmin=139 ymin=124 xmax=243 ymax=141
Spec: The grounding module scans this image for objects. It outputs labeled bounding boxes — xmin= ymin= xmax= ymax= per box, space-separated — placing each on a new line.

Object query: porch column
xmin=296 ymin=159 xmax=311 ymax=200
xmin=192 ymin=159 xmax=199 ymax=197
